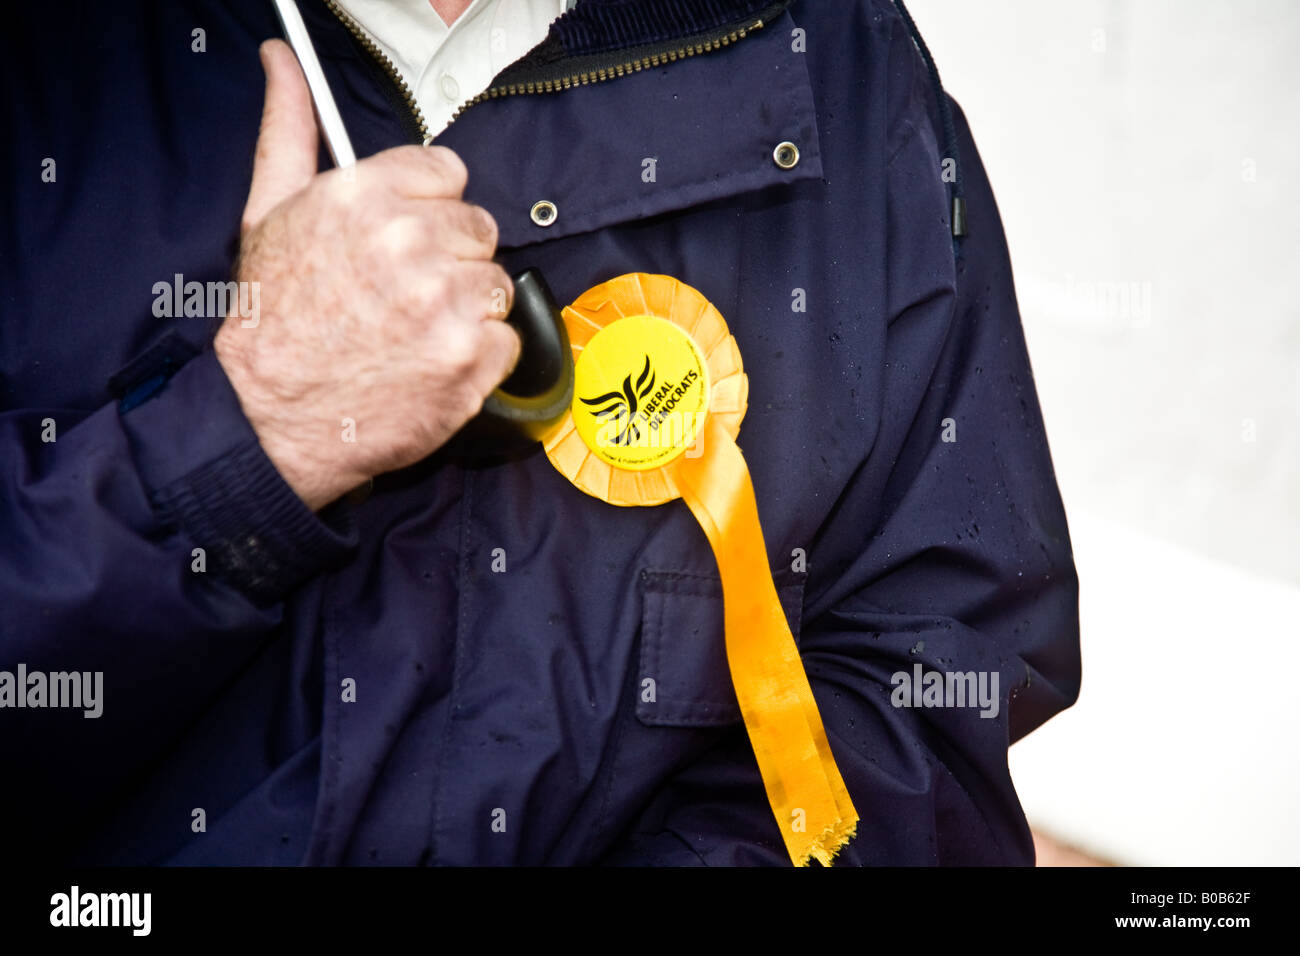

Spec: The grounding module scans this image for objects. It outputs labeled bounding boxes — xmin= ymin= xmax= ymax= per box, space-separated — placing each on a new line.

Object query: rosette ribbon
xmin=541 ymin=273 xmax=858 ymax=866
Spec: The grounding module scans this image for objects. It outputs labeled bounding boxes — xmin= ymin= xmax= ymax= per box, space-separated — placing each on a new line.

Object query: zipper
xmin=449 ymin=14 xmax=771 ymax=122
xmin=321 ymin=0 xmax=783 ymax=143
xmin=322 ymin=0 xmax=432 ymax=143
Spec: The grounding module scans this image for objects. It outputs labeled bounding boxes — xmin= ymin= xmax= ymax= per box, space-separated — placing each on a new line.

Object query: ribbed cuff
xmin=120 ymin=349 xmax=357 ymax=605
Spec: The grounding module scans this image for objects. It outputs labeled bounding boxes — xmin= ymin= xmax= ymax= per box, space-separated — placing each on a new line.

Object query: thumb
xmin=242 ymin=39 xmax=320 ymax=233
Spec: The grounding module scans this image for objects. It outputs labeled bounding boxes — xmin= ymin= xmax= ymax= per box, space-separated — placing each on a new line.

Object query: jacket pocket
xmin=635 ymin=567 xmax=805 ymax=727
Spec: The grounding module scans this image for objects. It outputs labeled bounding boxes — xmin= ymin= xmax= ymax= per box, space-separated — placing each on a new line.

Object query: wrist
xmin=254 ymin=428 xmax=359 ymax=512
xmin=214 ymin=325 xmax=362 ymax=512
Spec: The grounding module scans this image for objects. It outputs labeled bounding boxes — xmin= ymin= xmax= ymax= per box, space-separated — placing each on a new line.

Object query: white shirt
xmin=333 ymin=0 xmax=571 ymax=138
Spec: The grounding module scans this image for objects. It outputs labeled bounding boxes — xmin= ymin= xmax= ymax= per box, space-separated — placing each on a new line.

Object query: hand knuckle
xmin=374 ymin=216 xmax=425 ymax=259
xmin=409 ymin=270 xmax=452 ymax=311
xmin=425 ymin=146 xmax=468 ymax=190
xmin=441 ymin=325 xmax=481 ymax=372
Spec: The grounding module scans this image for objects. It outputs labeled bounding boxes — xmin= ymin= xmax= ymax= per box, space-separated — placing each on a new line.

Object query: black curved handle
xmin=477 ymin=268 xmax=574 ymax=442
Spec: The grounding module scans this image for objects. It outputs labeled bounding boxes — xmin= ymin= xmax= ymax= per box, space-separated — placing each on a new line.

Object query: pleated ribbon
xmin=543 ymin=273 xmax=858 ymax=866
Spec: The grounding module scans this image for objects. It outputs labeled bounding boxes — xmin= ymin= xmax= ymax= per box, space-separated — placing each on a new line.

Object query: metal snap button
xmin=530 ymin=200 xmax=558 ymax=227
xmin=773 ymin=141 xmax=800 ymax=170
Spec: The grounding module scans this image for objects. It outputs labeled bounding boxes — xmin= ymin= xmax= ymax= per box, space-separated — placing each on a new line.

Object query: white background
xmin=909 ymin=0 xmax=1299 ymax=865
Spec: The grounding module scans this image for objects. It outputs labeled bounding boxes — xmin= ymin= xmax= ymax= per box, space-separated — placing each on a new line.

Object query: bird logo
xmin=579 ymin=355 xmax=656 ymax=445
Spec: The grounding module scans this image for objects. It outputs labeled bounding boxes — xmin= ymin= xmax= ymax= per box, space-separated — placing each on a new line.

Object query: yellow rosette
xmin=543 ymin=272 xmax=858 ymax=866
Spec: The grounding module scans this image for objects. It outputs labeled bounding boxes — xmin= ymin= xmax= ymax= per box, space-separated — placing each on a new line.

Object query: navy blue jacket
xmin=0 ymin=0 xmax=1080 ymax=864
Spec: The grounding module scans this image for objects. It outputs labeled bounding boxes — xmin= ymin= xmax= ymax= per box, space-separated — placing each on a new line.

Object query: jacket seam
xmin=429 ymin=469 xmax=475 ymax=865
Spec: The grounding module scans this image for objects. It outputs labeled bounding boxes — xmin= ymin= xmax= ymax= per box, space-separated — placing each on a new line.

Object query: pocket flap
xmin=636 ymin=568 xmax=804 ymax=727
xmin=435 ymin=10 xmax=823 ymax=248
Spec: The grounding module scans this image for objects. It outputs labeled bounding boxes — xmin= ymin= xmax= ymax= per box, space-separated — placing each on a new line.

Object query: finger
xmin=397 ymin=262 xmax=512 ymax=329
xmin=476 ymin=315 xmax=524 ymax=390
xmin=361 ymin=144 xmax=469 ymax=200
xmin=456 ymin=261 xmax=515 ymax=321
xmin=397 ymin=199 xmax=498 ymax=261
xmin=243 ymin=39 xmax=320 ymax=233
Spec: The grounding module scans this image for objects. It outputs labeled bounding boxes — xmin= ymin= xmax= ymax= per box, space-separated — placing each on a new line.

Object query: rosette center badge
xmin=573 ymin=315 xmax=709 ymax=471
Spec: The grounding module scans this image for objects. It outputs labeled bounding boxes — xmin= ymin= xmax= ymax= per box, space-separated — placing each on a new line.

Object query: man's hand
xmin=214 ymin=40 xmax=520 ymax=511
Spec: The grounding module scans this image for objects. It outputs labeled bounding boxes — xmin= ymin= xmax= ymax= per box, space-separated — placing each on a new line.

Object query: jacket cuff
xmin=119 ymin=348 xmax=357 ymax=604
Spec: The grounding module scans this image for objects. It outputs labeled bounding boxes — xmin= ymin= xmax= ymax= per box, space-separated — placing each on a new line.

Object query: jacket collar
xmin=545 ymin=0 xmax=793 ymax=56
xmin=495 ymin=0 xmax=794 ymax=90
